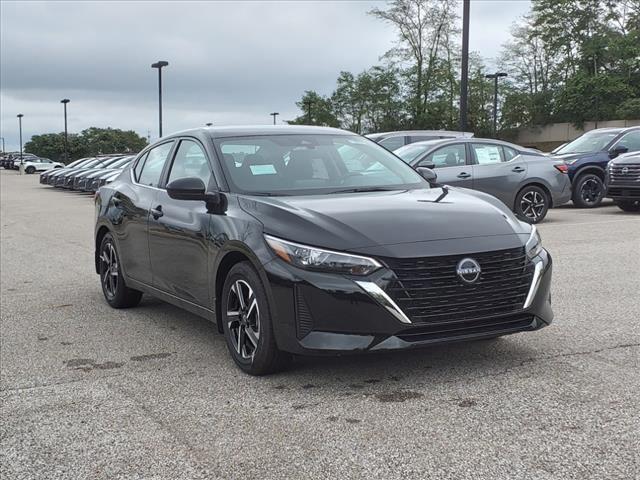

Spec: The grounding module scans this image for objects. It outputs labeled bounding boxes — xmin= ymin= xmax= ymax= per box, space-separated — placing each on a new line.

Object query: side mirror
xmin=416 ymin=166 xmax=438 ymax=183
xmin=166 ymin=177 xmax=206 ymax=201
xmin=609 ymin=146 xmax=628 ymax=158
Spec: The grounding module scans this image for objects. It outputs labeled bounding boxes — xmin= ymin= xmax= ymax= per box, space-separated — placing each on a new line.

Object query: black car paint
xmin=95 ymin=127 xmax=553 ymax=355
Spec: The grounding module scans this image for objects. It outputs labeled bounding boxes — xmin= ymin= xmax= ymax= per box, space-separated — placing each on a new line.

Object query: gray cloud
xmin=1 ymin=0 xmax=529 ymax=151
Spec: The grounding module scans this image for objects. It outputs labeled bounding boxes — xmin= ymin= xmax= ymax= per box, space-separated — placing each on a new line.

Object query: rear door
xmin=416 ymin=143 xmax=473 ymax=188
xmin=470 ymin=143 xmax=526 ymax=205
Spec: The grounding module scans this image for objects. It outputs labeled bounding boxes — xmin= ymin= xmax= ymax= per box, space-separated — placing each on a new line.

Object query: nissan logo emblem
xmin=456 ymin=258 xmax=481 ymax=284
xmin=621 ymin=166 xmax=629 ymax=175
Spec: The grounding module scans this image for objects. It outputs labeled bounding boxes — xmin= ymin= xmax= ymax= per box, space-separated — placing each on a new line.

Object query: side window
xmin=616 ymin=131 xmax=640 ymax=152
xmin=471 ymin=143 xmax=503 ymax=165
xmin=167 ymin=140 xmax=212 ymax=187
xmin=502 ymin=146 xmax=519 ymax=161
xmin=133 ymin=152 xmax=149 ymax=181
xmin=378 ymin=136 xmax=405 ymax=151
xmin=422 ymin=144 xmax=466 ymax=168
xmin=137 ymin=142 xmax=173 ymax=187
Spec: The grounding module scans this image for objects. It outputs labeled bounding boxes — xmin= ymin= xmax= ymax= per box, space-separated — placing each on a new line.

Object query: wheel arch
xmin=573 ymin=165 xmax=606 ymax=182
xmin=213 ymin=246 xmax=272 ymax=334
xmin=94 ymin=225 xmax=111 ymax=274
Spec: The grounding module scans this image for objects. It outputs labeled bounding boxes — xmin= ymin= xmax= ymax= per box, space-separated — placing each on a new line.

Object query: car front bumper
xmin=263 ymin=248 xmax=553 ymax=355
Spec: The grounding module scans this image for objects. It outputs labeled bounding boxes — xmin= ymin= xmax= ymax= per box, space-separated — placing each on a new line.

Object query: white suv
xmin=21 ymin=158 xmax=64 ymax=174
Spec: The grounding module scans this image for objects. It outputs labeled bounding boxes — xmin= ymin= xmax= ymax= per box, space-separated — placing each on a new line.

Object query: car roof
xmin=165 ymin=125 xmax=352 ymax=140
xmin=404 ymin=137 xmax=528 ymax=149
xmin=584 ymin=126 xmax=639 ymax=134
xmin=367 ymin=130 xmax=473 ymax=140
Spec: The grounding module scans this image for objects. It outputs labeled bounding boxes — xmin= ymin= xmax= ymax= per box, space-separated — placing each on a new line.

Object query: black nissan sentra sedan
xmin=95 ymin=126 xmax=553 ymax=375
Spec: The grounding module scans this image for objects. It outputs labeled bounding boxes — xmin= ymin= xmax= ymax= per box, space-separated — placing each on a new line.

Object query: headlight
xmin=265 ymin=235 xmax=382 ymax=276
xmin=525 ymin=225 xmax=542 ymax=259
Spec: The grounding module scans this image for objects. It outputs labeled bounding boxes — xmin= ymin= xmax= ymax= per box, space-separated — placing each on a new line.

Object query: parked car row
xmin=39 ymin=154 xmax=135 ymax=193
xmin=1 ymin=152 xmax=64 ymax=172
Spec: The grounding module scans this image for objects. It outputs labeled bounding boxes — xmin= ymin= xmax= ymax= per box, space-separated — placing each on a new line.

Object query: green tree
xmin=24 ymin=127 xmax=148 ymax=163
xmin=287 ymin=91 xmax=339 ymax=127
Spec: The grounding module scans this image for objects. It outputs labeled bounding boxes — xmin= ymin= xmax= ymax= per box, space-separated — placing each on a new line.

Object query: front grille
xmin=382 ymin=247 xmax=534 ymax=324
xmin=608 ymin=187 xmax=640 ymax=198
xmin=396 ymin=314 xmax=535 ymax=342
xmin=609 ymin=164 xmax=640 ymax=184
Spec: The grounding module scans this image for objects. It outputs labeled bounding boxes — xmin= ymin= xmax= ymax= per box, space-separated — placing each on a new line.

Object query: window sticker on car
xmin=250 ymin=164 xmax=277 ymax=175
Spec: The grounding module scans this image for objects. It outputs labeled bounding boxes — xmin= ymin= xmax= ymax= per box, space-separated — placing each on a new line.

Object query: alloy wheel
xmin=100 ymin=241 xmax=119 ymax=299
xmin=580 ymin=178 xmax=603 ymax=205
xmin=520 ymin=190 xmax=546 ymax=221
xmin=226 ymin=279 xmax=260 ymax=360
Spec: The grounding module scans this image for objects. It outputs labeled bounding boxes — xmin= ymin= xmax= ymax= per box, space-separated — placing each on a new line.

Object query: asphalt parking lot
xmin=1 ymin=168 xmax=639 ymax=480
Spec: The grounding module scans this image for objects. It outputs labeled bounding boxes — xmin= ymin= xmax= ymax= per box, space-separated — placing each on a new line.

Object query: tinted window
xmin=378 ymin=135 xmax=405 ymax=151
xmin=502 ymin=146 xmax=519 ymax=161
xmin=615 ymin=131 xmax=640 ymax=152
xmin=215 ymin=134 xmax=424 ymax=195
xmin=167 ymin=140 xmax=212 ymax=186
xmin=556 ymin=131 xmax=619 ymax=154
xmin=137 ymin=142 xmax=173 ymax=187
xmin=423 ymin=144 xmax=466 ymax=168
xmin=471 ymin=143 xmax=503 ymax=165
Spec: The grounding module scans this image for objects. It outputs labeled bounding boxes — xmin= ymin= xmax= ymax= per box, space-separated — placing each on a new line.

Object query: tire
xmin=572 ymin=173 xmax=605 ymax=208
xmin=514 ymin=185 xmax=549 ymax=224
xmin=614 ymin=200 xmax=640 ymax=212
xmin=25 ymin=166 xmax=36 ymax=174
xmin=221 ymin=261 xmax=291 ymax=375
xmin=99 ymin=233 xmax=142 ymax=308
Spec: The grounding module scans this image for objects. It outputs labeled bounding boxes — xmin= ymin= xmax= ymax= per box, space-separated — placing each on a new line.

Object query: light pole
xmin=0 ymin=137 xmax=5 ymax=153
xmin=270 ymin=112 xmax=279 ymax=125
xmin=61 ymin=99 xmax=70 ymax=163
xmin=485 ymin=72 xmax=508 ymax=137
xmin=17 ymin=114 xmax=24 ymax=174
xmin=459 ymin=0 xmax=470 ymax=132
xmin=151 ymin=60 xmax=169 ymax=137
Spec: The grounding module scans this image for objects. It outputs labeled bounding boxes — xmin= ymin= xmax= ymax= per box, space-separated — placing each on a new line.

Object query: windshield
xmin=556 ymin=131 xmax=619 ymax=154
xmin=215 ymin=134 xmax=425 ymax=195
xmin=395 ymin=141 xmax=444 ymax=164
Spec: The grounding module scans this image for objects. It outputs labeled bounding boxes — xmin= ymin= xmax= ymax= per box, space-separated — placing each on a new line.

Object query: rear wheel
xmin=614 ymin=199 xmax=640 ymax=212
xmin=572 ymin=173 xmax=605 ymax=208
xmin=25 ymin=166 xmax=36 ymax=174
xmin=221 ymin=262 xmax=290 ymax=375
xmin=515 ymin=185 xmax=549 ymax=224
xmin=99 ymin=233 xmax=142 ymax=308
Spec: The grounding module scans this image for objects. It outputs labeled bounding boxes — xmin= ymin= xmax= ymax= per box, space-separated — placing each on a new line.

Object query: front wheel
xmin=572 ymin=173 xmax=605 ymax=208
xmin=221 ymin=262 xmax=290 ymax=375
xmin=614 ymin=199 xmax=640 ymax=212
xmin=515 ymin=185 xmax=549 ymax=224
xmin=99 ymin=233 xmax=142 ymax=308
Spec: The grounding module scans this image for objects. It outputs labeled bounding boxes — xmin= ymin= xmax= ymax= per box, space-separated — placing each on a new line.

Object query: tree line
xmin=288 ymin=0 xmax=640 ymax=137
xmin=25 ymin=127 xmax=148 ymax=163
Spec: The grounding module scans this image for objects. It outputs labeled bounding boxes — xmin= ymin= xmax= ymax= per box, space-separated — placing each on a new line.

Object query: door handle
xmin=512 ymin=166 xmax=525 ymax=173
xmin=150 ymin=205 xmax=164 ymax=219
xmin=457 ymin=172 xmax=471 ymax=179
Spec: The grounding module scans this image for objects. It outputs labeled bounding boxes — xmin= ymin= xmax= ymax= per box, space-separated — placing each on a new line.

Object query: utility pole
xmin=485 ymin=72 xmax=508 ymax=137
xmin=151 ymin=61 xmax=169 ymax=137
xmin=270 ymin=112 xmax=279 ymax=125
xmin=459 ymin=0 xmax=470 ymax=132
xmin=61 ymin=99 xmax=70 ymax=163
xmin=17 ymin=114 xmax=24 ymax=175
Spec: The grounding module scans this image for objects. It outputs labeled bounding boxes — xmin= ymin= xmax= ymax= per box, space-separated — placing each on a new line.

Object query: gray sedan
xmin=394 ymin=138 xmax=572 ymax=223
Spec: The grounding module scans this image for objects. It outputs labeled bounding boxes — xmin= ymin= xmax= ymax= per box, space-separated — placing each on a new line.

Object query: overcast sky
xmin=0 ymin=0 xmax=530 ymax=151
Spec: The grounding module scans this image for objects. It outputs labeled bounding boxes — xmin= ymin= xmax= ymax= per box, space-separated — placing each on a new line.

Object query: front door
xmin=148 ymin=139 xmax=213 ymax=307
xmin=417 ymin=143 xmax=473 ymax=188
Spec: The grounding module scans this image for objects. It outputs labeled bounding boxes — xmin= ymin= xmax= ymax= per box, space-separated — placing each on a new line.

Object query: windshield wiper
xmin=329 ymin=187 xmax=399 ymax=194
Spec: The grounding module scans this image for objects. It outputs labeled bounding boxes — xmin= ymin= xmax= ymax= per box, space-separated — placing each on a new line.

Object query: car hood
xmin=239 ymin=188 xmax=529 ymax=251
xmin=550 ymin=151 xmax=606 ymax=163
xmin=612 ymin=153 xmax=640 ymax=165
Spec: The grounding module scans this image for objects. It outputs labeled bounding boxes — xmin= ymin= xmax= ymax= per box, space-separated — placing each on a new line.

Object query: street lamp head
xmin=205 ymin=123 xmax=213 ymax=127
xmin=17 ymin=113 xmax=24 ymax=118
xmin=485 ymin=72 xmax=508 ymax=79
xmin=61 ymin=98 xmax=70 ymax=104
xmin=151 ymin=61 xmax=169 ymax=69
xmin=497 ymin=72 xmax=508 ymax=78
